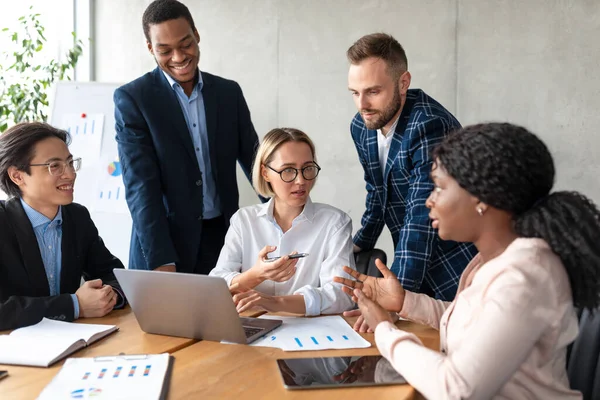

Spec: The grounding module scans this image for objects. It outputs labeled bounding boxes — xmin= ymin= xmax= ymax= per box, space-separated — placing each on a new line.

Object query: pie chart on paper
xmin=107 ymin=161 xmax=122 ymax=177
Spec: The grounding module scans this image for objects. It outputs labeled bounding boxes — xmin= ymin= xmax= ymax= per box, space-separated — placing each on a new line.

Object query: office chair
xmin=568 ymin=308 xmax=600 ymax=400
xmin=354 ymin=248 xmax=387 ymax=278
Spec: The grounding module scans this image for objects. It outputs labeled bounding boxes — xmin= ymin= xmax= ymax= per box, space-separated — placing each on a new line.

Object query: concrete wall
xmin=93 ymin=0 xmax=600 ymax=258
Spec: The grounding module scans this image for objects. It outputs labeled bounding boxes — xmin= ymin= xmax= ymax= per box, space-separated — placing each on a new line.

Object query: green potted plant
xmin=0 ymin=6 xmax=83 ymax=132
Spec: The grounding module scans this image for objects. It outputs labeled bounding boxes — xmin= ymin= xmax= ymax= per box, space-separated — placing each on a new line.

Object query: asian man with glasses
xmin=0 ymin=122 xmax=126 ymax=330
xmin=209 ymin=128 xmax=356 ymax=316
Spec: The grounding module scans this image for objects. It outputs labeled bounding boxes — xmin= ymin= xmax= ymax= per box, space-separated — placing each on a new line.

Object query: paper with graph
xmin=59 ymin=113 xmax=104 ymax=164
xmin=251 ymin=315 xmax=371 ymax=351
xmin=37 ymin=353 xmax=170 ymax=400
xmin=92 ymin=154 xmax=129 ymax=214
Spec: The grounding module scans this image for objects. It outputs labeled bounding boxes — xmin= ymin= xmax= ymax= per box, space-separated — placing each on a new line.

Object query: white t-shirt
xmin=377 ymin=115 xmax=401 ymax=175
xmin=210 ymin=197 xmax=355 ymax=316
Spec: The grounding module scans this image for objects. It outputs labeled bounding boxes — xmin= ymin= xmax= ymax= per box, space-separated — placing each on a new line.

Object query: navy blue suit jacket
xmin=351 ymin=89 xmax=477 ymax=300
xmin=114 ymin=68 xmax=258 ymax=273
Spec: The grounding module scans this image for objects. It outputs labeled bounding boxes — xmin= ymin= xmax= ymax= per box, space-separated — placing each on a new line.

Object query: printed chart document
xmin=37 ymin=353 xmax=172 ymax=400
xmin=250 ymin=315 xmax=371 ymax=351
xmin=0 ymin=318 xmax=118 ymax=367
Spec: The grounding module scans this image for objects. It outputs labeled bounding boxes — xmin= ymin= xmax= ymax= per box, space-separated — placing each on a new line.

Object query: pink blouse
xmin=375 ymin=238 xmax=581 ymax=399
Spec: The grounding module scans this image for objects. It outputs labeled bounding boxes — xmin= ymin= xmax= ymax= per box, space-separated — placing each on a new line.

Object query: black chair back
xmin=568 ymin=309 xmax=600 ymax=399
xmin=354 ymin=249 xmax=387 ymax=278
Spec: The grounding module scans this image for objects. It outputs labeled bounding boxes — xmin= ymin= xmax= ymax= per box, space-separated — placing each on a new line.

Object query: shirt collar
xmin=161 ymin=69 xmax=203 ymax=91
xmin=20 ymin=198 xmax=63 ymax=228
xmin=377 ymin=114 xmax=401 ymax=138
xmin=257 ymin=197 xmax=315 ymax=223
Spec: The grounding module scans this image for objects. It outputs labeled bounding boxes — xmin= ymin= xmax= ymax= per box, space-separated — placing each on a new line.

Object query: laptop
xmin=113 ymin=269 xmax=282 ymax=344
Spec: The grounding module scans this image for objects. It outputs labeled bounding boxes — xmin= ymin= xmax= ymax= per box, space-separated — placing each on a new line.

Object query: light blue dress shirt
xmin=162 ymin=70 xmax=221 ymax=219
xmin=20 ymin=199 xmax=80 ymax=318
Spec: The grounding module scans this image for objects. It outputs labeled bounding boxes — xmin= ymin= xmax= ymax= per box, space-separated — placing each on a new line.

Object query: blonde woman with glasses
xmin=209 ymin=128 xmax=355 ymax=315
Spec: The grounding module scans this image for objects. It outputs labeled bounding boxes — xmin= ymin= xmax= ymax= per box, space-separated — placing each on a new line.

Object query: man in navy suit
xmin=347 ymin=33 xmax=476 ymax=301
xmin=114 ymin=0 xmax=259 ymax=274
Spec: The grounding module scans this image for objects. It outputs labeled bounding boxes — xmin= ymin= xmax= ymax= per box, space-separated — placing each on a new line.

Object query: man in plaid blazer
xmin=347 ymin=33 xmax=477 ymax=301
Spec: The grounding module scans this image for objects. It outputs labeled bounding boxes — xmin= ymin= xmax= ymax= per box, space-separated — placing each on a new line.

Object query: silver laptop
xmin=113 ymin=269 xmax=282 ymax=344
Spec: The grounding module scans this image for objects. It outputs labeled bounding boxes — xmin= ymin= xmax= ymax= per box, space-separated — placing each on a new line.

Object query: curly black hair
xmin=142 ymin=0 xmax=196 ymax=42
xmin=433 ymin=122 xmax=600 ymax=311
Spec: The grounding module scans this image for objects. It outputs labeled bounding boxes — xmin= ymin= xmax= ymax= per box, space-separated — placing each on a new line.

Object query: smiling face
xmin=425 ymin=161 xmax=481 ymax=243
xmin=8 ymin=137 xmax=76 ymax=218
xmin=348 ymin=57 xmax=410 ymax=132
xmin=147 ymin=17 xmax=200 ymax=87
xmin=261 ymin=141 xmax=317 ymax=210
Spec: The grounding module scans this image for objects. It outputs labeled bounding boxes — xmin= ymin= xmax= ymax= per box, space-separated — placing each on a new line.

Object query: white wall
xmin=93 ymin=0 xmax=600 ymax=259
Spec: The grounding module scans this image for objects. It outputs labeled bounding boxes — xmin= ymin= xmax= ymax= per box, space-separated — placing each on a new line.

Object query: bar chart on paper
xmin=250 ymin=316 xmax=371 ymax=351
xmin=37 ymin=354 xmax=170 ymax=400
xmin=59 ymin=113 xmax=105 ymax=164
xmin=93 ymin=158 xmax=129 ymax=214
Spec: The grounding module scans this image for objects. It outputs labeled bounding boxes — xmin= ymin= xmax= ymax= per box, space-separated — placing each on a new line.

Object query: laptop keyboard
xmin=243 ymin=326 xmax=264 ymax=338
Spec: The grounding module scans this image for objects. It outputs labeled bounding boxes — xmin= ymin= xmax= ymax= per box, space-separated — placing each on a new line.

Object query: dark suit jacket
xmin=351 ymin=89 xmax=477 ymax=300
xmin=114 ymin=67 xmax=259 ymax=273
xmin=0 ymin=198 xmax=125 ymax=330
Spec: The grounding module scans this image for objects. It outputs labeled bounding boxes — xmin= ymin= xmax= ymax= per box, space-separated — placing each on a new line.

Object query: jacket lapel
xmin=5 ymin=198 xmax=50 ymax=295
xmin=59 ymin=206 xmax=78 ymax=292
xmin=152 ymin=67 xmax=198 ymax=164
xmin=200 ymin=72 xmax=218 ymax=179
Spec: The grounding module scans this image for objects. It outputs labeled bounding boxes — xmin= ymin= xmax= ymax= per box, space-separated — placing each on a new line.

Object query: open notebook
xmin=0 ymin=318 xmax=118 ymax=367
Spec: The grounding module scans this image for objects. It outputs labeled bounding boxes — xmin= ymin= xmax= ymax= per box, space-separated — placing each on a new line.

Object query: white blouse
xmin=210 ymin=198 xmax=355 ymax=316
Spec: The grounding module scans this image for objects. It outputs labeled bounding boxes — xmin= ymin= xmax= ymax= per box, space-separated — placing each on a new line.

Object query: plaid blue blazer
xmin=351 ymin=89 xmax=477 ymax=301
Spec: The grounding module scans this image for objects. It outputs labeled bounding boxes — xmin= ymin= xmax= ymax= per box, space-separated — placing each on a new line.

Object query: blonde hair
xmin=252 ymin=128 xmax=317 ymax=198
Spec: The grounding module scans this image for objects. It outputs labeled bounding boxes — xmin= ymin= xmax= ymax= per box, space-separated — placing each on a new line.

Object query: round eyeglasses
xmin=28 ymin=157 xmax=82 ymax=176
xmin=266 ymin=163 xmax=321 ymax=183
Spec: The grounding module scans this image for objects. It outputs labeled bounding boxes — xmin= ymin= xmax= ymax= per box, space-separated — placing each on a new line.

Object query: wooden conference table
xmin=0 ymin=307 xmax=440 ymax=399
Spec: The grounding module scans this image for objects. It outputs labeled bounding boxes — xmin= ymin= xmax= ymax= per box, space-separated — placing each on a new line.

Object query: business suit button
xmin=197 ymin=216 xmax=202 ymax=221
xmin=195 ymin=180 xmax=202 ymax=186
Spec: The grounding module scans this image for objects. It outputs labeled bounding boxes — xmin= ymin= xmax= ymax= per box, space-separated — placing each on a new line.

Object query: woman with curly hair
xmin=335 ymin=122 xmax=600 ymax=399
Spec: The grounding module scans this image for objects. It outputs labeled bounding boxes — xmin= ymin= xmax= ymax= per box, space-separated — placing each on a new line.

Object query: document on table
xmin=37 ymin=353 xmax=172 ymax=400
xmin=250 ymin=315 xmax=371 ymax=351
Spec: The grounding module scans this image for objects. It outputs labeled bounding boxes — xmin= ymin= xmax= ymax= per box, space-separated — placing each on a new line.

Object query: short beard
xmin=362 ymin=83 xmax=402 ymax=130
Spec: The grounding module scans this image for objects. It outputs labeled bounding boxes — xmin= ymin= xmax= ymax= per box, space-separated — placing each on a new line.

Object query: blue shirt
xmin=162 ymin=70 xmax=221 ymax=219
xmin=20 ymin=199 xmax=80 ymax=318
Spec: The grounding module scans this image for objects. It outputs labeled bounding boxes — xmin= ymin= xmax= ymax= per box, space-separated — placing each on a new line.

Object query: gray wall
xmin=94 ymin=0 xmax=600 ymax=258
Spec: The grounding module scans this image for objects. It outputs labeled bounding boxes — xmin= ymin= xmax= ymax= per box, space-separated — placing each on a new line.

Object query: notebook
xmin=0 ymin=318 xmax=118 ymax=367
xmin=38 ymin=353 xmax=173 ymax=400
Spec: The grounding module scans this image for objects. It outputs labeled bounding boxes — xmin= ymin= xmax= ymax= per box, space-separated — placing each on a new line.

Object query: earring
xmin=477 ymin=208 xmax=484 ymax=216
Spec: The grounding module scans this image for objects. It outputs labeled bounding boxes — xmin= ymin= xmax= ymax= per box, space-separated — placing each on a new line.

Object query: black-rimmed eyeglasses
xmin=266 ymin=163 xmax=321 ymax=183
xmin=29 ymin=158 xmax=82 ymax=176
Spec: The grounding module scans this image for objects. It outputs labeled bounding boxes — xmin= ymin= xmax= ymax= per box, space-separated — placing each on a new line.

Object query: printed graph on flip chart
xmin=59 ymin=113 xmax=105 ymax=165
xmin=92 ymin=156 xmax=129 ymax=214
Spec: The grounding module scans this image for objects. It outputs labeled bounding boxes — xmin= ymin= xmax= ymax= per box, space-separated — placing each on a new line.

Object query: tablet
xmin=276 ymin=356 xmax=406 ymax=389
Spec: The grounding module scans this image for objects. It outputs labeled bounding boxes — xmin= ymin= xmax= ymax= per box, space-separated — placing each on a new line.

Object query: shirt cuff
xmin=398 ymin=291 xmax=417 ymax=319
xmin=71 ymin=294 xmax=80 ymax=319
xmin=375 ymin=321 xmax=422 ymax=360
xmin=111 ymin=286 xmax=126 ymax=309
xmin=294 ymin=286 xmax=319 ymax=316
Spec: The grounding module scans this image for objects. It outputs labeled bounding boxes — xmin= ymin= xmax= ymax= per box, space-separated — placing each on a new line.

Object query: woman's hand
xmin=232 ymin=289 xmax=282 ymax=313
xmin=253 ymin=245 xmax=299 ymax=283
xmin=343 ymin=309 xmax=400 ymax=332
xmin=354 ymin=289 xmax=394 ymax=331
xmin=334 ymin=258 xmax=405 ymax=313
